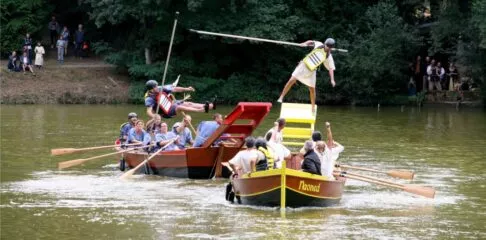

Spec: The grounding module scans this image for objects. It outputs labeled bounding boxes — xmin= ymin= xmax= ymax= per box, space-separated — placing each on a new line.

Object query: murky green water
xmin=1 ymin=104 xmax=485 ymax=239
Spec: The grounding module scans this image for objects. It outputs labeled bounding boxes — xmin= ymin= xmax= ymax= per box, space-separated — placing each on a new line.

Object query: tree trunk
xmin=145 ymin=48 xmax=151 ymax=65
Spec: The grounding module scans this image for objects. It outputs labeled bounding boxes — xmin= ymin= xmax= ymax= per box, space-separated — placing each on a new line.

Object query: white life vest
xmin=303 ymin=48 xmax=327 ymax=71
xmin=156 ymin=92 xmax=173 ymax=115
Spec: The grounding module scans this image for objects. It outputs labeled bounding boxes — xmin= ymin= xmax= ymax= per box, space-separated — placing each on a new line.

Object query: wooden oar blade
xmin=58 ymin=159 xmax=88 ymax=170
xmin=403 ymin=185 xmax=436 ymax=198
xmin=51 ymin=148 xmax=77 ymax=156
xmin=120 ymin=167 xmax=138 ymax=179
xmin=387 ymin=170 xmax=415 ymax=180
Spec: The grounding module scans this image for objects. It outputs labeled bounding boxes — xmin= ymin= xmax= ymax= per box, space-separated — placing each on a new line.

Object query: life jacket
xmin=256 ymin=146 xmax=275 ymax=171
xmin=302 ymin=48 xmax=328 ymax=71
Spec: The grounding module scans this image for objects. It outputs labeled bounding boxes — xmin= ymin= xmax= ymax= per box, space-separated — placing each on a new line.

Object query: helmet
xmin=128 ymin=112 xmax=138 ymax=119
xmin=145 ymin=80 xmax=158 ymax=90
xmin=324 ymin=38 xmax=335 ymax=47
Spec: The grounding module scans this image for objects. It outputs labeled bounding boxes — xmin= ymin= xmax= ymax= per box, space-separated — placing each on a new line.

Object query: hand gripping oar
xmin=51 ymin=143 xmax=140 ymax=156
xmin=341 ymin=171 xmax=435 ymax=198
xmin=57 ymin=144 xmax=153 ymax=170
xmin=189 ymin=29 xmax=349 ymax=53
xmin=336 ymin=164 xmax=415 ymax=180
xmin=120 ymin=138 xmax=177 ymax=179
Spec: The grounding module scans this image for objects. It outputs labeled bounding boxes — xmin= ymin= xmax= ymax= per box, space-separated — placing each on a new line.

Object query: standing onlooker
xmin=61 ymin=26 xmax=70 ymax=56
xmin=407 ymin=62 xmax=416 ymax=96
xmin=21 ymin=51 xmax=35 ymax=76
xmin=436 ymin=62 xmax=446 ymax=90
xmin=427 ymin=59 xmax=441 ymax=91
xmin=413 ymin=56 xmax=423 ymax=92
xmin=34 ymin=42 xmax=45 ymax=69
xmin=74 ymin=24 xmax=85 ymax=58
xmin=422 ymin=56 xmax=431 ymax=91
xmin=48 ymin=16 xmax=60 ymax=48
xmin=56 ymin=35 xmax=66 ymax=64
xmin=23 ymin=33 xmax=33 ymax=64
xmin=7 ymin=51 xmax=20 ymax=72
xmin=448 ymin=63 xmax=459 ymax=91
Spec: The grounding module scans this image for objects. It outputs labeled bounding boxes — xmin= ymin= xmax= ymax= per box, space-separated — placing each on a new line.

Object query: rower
xmin=119 ymin=112 xmax=138 ymax=143
xmin=171 ymin=114 xmax=194 ymax=149
xmin=153 ymin=122 xmax=179 ymax=152
xmin=126 ymin=120 xmax=151 ymax=150
xmin=193 ymin=113 xmax=223 ymax=147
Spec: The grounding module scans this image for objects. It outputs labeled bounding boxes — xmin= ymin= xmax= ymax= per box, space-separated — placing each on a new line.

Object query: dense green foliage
xmin=0 ymin=0 xmax=52 ymax=56
xmin=2 ymin=0 xmax=484 ymax=104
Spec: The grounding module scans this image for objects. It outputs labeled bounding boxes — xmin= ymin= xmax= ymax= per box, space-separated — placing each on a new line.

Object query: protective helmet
xmin=145 ymin=80 xmax=158 ymax=90
xmin=128 ymin=112 xmax=138 ymax=119
xmin=324 ymin=38 xmax=336 ymax=47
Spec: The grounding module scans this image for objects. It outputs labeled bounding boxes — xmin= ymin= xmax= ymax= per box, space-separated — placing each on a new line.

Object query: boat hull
xmin=231 ymin=168 xmax=345 ymax=208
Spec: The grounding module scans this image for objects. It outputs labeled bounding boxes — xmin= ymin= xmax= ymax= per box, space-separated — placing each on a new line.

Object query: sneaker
xmin=204 ymin=101 xmax=209 ymax=113
xmin=277 ymin=98 xmax=283 ymax=103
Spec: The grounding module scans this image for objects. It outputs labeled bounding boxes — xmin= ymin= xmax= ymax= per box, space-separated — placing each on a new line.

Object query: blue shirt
xmin=193 ymin=121 xmax=220 ymax=147
xmin=154 ymin=132 xmax=178 ymax=151
xmin=172 ymin=123 xmax=193 ymax=149
xmin=126 ymin=128 xmax=151 ymax=145
xmin=119 ymin=122 xmax=133 ymax=140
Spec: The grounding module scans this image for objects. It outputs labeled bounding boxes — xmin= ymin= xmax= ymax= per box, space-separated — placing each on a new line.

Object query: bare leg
xmin=183 ymin=102 xmax=205 ymax=108
xmin=278 ymin=76 xmax=298 ymax=102
xmin=176 ymin=102 xmax=214 ymax=113
xmin=309 ymin=87 xmax=316 ymax=113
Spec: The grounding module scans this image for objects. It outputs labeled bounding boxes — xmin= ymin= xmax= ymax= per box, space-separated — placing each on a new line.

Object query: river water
xmin=1 ymin=104 xmax=485 ymax=239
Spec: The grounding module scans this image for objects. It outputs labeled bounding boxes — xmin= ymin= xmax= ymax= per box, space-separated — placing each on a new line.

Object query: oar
xmin=337 ymin=164 xmax=415 ymax=180
xmin=341 ymin=172 xmax=435 ymax=198
xmin=57 ymin=144 xmax=152 ymax=170
xmin=51 ymin=143 xmax=139 ymax=156
xmin=120 ymin=138 xmax=177 ymax=179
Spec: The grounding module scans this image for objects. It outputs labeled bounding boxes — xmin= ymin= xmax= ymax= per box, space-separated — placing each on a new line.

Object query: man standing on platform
xmin=277 ymin=38 xmax=337 ymax=114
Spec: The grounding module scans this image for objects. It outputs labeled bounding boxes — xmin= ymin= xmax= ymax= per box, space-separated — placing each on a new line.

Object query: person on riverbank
xmin=144 ymin=79 xmax=215 ymax=119
xmin=119 ymin=112 xmax=138 ymax=143
xmin=23 ymin=33 xmax=33 ymax=63
xmin=34 ymin=42 xmax=45 ymax=69
xmin=74 ymin=24 xmax=85 ymax=58
xmin=61 ymin=26 xmax=70 ymax=56
xmin=21 ymin=51 xmax=35 ymax=76
xmin=193 ymin=113 xmax=223 ymax=147
xmin=153 ymin=122 xmax=179 ymax=152
xmin=48 ymin=16 xmax=59 ymax=48
xmin=7 ymin=51 xmax=20 ymax=72
xmin=172 ymin=114 xmax=193 ymax=149
xmin=277 ymin=38 xmax=337 ymax=114
xmin=56 ymin=35 xmax=66 ymax=64
xmin=126 ymin=120 xmax=151 ymax=147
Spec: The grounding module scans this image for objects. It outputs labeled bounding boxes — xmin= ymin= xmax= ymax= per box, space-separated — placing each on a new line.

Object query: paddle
xmin=57 ymin=144 xmax=152 ymax=170
xmin=337 ymin=164 xmax=415 ymax=180
xmin=119 ymin=138 xmax=177 ymax=179
xmin=51 ymin=143 xmax=139 ymax=156
xmin=341 ymin=171 xmax=435 ymax=198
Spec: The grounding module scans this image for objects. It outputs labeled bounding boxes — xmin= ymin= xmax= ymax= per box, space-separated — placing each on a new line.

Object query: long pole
xmin=161 ymin=11 xmax=180 ymax=87
xmin=189 ymin=29 xmax=348 ymax=53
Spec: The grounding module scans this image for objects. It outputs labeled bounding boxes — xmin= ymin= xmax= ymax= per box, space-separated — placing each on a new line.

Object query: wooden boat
xmin=227 ymin=157 xmax=346 ymax=208
xmin=120 ymin=102 xmax=272 ymax=179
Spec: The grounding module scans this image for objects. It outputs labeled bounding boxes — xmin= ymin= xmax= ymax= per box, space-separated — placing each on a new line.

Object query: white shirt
xmin=319 ymin=142 xmax=344 ymax=179
xmin=266 ymin=128 xmax=283 ymax=144
xmin=228 ymin=149 xmax=258 ymax=174
xmin=313 ymin=41 xmax=336 ymax=71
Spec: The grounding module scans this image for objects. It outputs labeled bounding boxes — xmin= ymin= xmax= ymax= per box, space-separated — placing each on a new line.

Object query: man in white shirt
xmin=229 ymin=137 xmax=258 ymax=175
xmin=265 ymin=119 xmax=291 ymax=168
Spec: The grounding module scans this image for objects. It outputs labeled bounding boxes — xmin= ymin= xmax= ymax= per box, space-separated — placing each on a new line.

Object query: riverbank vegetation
xmin=2 ymin=0 xmax=485 ymax=105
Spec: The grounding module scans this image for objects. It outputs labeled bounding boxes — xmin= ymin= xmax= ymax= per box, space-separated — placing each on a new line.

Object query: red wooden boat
xmin=121 ymin=102 xmax=272 ymax=179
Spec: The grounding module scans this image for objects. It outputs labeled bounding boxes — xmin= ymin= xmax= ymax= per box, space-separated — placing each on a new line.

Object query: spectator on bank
xmin=7 ymin=51 xmax=20 ymax=72
xmin=422 ymin=56 xmax=431 ymax=91
xmin=427 ymin=59 xmax=441 ymax=91
xmin=61 ymin=26 xmax=70 ymax=56
xmin=34 ymin=42 xmax=45 ymax=69
xmin=23 ymin=33 xmax=33 ymax=64
xmin=414 ymin=56 xmax=423 ymax=92
xmin=21 ymin=51 xmax=35 ymax=76
xmin=74 ymin=24 xmax=85 ymax=58
xmin=436 ymin=62 xmax=446 ymax=90
xmin=448 ymin=63 xmax=459 ymax=91
xmin=56 ymin=35 xmax=66 ymax=64
xmin=408 ymin=62 xmax=417 ymax=96
xmin=48 ymin=16 xmax=59 ymax=48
